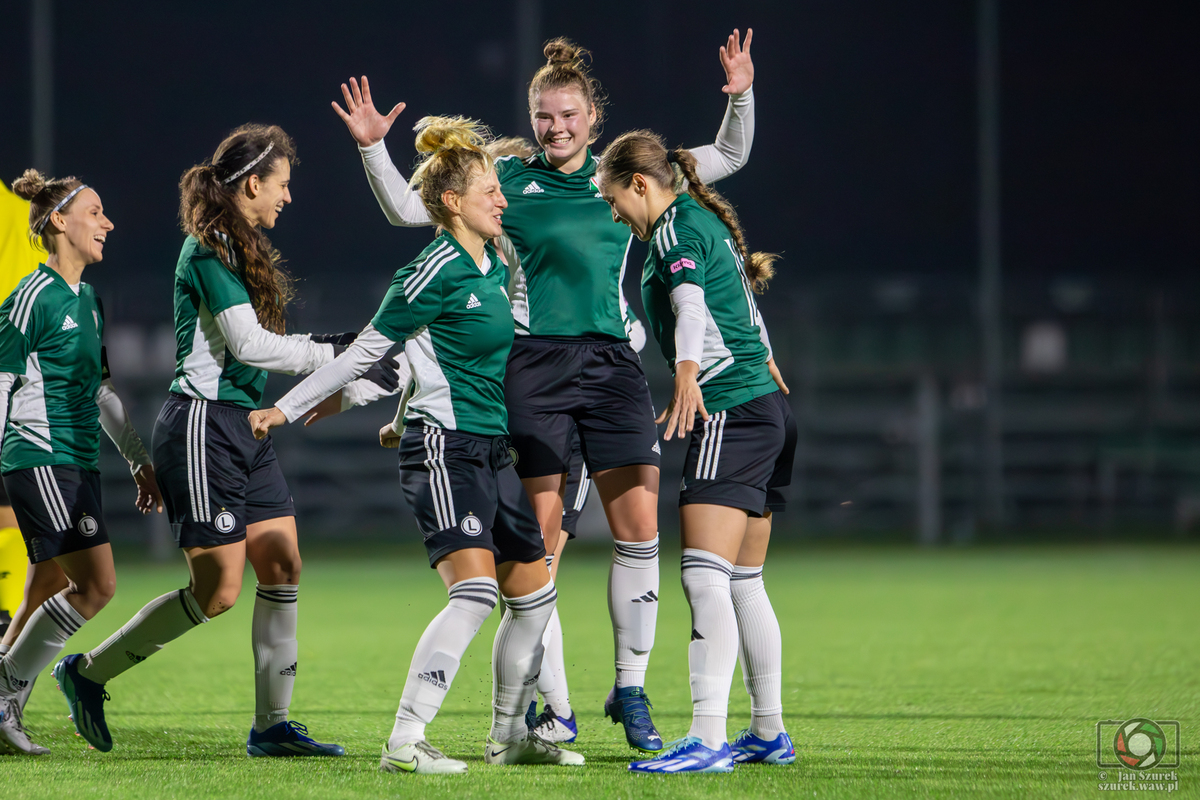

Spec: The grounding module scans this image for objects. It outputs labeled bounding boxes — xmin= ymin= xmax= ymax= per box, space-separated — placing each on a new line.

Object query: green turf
xmin=3 ymin=545 xmax=1197 ymax=799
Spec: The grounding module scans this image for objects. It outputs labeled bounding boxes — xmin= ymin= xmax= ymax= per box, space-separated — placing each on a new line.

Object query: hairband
xmin=666 ymin=151 xmax=679 ymax=164
xmin=35 ymin=184 xmax=89 ymax=235
xmin=222 ymin=142 xmax=274 ymax=185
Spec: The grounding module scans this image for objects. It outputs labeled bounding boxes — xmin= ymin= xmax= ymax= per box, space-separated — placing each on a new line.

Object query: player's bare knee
xmin=197 ymin=583 xmax=242 ymax=618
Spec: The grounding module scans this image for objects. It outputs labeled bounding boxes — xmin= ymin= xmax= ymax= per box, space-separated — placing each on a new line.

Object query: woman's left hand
xmin=657 ymin=361 xmax=709 ymax=440
xmin=767 ymin=357 xmax=789 ymax=395
xmin=249 ymin=407 xmax=287 ymax=440
xmin=133 ymin=464 xmax=163 ymax=514
xmin=719 ymin=28 xmax=754 ymax=95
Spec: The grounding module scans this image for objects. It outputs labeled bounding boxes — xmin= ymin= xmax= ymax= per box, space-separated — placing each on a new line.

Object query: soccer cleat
xmin=531 ymin=704 xmax=578 ymax=743
xmin=0 ymin=694 xmax=49 ymax=755
xmin=247 ymin=721 xmax=346 ymax=757
xmin=484 ymin=732 xmax=585 ymax=766
xmin=628 ymin=736 xmax=735 ymax=774
xmin=54 ymin=654 xmax=112 ymax=752
xmin=730 ymin=729 xmax=796 ymax=765
xmin=380 ymin=739 xmax=468 ymax=774
xmin=603 ymin=684 xmax=663 ymax=752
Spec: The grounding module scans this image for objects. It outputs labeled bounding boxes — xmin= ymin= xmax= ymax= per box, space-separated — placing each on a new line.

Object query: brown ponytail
xmin=178 ymin=124 xmax=297 ymax=334
xmin=11 ymin=168 xmax=85 ymax=255
xmin=527 ymin=38 xmax=608 ymax=143
xmin=598 ymin=131 xmax=778 ymax=293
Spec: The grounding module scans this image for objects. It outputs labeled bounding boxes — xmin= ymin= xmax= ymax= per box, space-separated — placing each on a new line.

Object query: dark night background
xmin=0 ymin=1 xmax=1196 ymax=540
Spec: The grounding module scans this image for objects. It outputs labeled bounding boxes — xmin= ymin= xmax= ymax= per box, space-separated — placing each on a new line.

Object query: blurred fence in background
xmin=96 ymin=272 xmax=1200 ymax=553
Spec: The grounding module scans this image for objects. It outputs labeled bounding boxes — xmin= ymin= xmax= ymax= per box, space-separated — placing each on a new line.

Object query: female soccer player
xmin=251 ymin=116 xmax=583 ymax=774
xmin=333 ymin=29 xmax=756 ymax=751
xmin=596 ymin=131 xmax=797 ymax=774
xmin=0 ymin=170 xmax=161 ymax=755
xmin=54 ymin=125 xmax=395 ymax=756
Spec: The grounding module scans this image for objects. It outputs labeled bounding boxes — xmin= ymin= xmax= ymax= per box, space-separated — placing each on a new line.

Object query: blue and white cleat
xmin=628 ymin=736 xmax=735 ymax=774
xmin=53 ymin=654 xmax=112 ymax=752
xmin=531 ymin=704 xmax=578 ymax=743
xmin=247 ymin=721 xmax=346 ymax=757
xmin=604 ymin=685 xmax=663 ymax=752
xmin=730 ymin=729 xmax=796 ymax=764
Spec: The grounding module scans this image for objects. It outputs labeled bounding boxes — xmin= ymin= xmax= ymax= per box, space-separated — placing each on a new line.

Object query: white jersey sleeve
xmin=687 ymin=88 xmax=755 ymax=185
xmin=359 ymin=140 xmax=436 ymax=227
xmin=96 ymin=380 xmax=152 ymax=473
xmin=214 ymin=304 xmax=335 ymax=375
xmin=275 ymin=325 xmax=398 ymax=422
xmin=669 ymin=283 xmax=707 ymax=366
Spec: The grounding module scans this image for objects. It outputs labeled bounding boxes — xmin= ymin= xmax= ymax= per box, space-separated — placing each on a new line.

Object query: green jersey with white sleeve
xmin=641 ymin=194 xmax=776 ymax=413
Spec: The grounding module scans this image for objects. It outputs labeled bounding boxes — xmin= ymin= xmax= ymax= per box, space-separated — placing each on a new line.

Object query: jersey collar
xmin=536 ymin=148 xmax=599 ymax=178
xmin=650 ymin=193 xmax=693 ymax=235
xmin=437 ymin=231 xmax=498 ymax=274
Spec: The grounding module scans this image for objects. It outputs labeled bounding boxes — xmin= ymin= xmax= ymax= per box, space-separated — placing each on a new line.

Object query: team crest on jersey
xmin=460 ymin=515 xmax=482 ymax=536
xmin=61 ymin=315 xmax=78 ymax=331
xmin=522 ymin=181 xmax=545 ymax=195
xmin=466 ymin=293 xmax=481 ymax=309
xmin=77 ymin=515 xmax=98 ymax=537
xmin=589 ymin=177 xmax=603 ymax=198
xmin=669 ymin=258 xmax=696 ymax=274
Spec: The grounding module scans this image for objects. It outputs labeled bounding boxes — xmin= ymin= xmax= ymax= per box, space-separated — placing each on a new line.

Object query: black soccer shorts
xmin=504 ymin=336 xmax=661 ymax=479
xmin=559 ymin=426 xmax=589 ymax=540
xmin=153 ymin=393 xmax=295 ymax=548
xmin=679 ymin=390 xmax=798 ymax=517
xmin=3 ymin=465 xmax=108 ymax=562
xmin=398 ymin=423 xmax=547 ymax=568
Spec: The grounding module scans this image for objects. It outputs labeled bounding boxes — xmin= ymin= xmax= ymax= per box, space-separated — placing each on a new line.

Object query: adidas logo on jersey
xmin=419 ymin=669 xmax=448 ymax=690
xmin=522 ymin=181 xmax=545 ymax=195
xmin=61 ymin=315 xmax=78 ymax=331
xmin=466 ymin=293 xmax=481 ymax=309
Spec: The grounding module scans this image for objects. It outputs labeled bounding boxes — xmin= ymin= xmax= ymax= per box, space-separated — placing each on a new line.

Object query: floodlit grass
xmin=4 ymin=544 xmax=1197 ymax=798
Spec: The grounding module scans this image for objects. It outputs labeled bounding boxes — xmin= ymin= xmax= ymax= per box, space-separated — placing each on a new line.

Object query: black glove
xmin=310 ymin=331 xmax=358 ymax=346
xmin=361 ymin=355 xmax=400 ymax=393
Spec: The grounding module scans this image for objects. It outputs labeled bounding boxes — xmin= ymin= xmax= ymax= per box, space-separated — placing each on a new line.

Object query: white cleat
xmin=379 ymin=739 xmax=468 ymax=774
xmin=484 ymin=732 xmax=585 ymax=766
xmin=0 ymin=694 xmax=49 ymax=755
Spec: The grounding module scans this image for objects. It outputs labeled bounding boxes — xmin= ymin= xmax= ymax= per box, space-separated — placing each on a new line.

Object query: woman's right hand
xmin=379 ymin=423 xmax=401 ymax=449
xmin=332 ymin=76 xmax=406 ymax=148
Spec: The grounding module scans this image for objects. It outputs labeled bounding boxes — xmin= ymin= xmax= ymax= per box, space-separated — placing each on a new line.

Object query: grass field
xmin=3 ymin=544 xmax=1197 ymax=799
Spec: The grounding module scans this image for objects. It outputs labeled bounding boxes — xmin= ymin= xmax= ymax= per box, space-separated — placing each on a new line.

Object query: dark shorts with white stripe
xmin=559 ymin=427 xmax=590 ymax=540
xmin=153 ymin=393 xmax=295 ymax=548
xmin=3 ymin=465 xmax=108 ymax=563
xmin=680 ymin=390 xmax=798 ymax=517
xmin=398 ymin=424 xmax=546 ymax=568
xmin=504 ymin=336 xmax=661 ymax=479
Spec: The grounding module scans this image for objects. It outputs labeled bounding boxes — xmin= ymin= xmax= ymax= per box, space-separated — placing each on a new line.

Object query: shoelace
xmin=621 ymin=690 xmax=654 ymax=725
xmin=412 ymin=739 xmax=448 ymax=759
xmin=657 ymin=737 xmax=701 ymax=758
xmin=285 ymin=721 xmax=309 ymax=737
xmin=526 ymin=730 xmax=559 ymax=751
xmin=3 ymin=696 xmax=25 ymax=732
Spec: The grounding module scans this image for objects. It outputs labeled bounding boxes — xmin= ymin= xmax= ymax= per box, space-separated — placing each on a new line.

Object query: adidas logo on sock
xmin=632 ymin=590 xmax=658 ymax=603
xmin=279 ymin=662 xmax=297 ymax=676
xmin=466 ymin=293 xmax=481 ymax=309
xmin=651 ymin=441 xmax=661 ymax=454
xmin=61 ymin=315 xmax=78 ymax=331
xmin=125 ymin=651 xmax=146 ymax=663
xmin=522 ymin=181 xmax=545 ymax=195
xmin=523 ymin=670 xmax=541 ymax=686
xmin=418 ymin=670 xmax=448 ymax=690
xmin=691 ymin=628 xmax=705 ymax=641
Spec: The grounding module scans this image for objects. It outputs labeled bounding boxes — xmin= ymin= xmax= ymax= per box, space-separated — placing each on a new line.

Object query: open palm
xmin=719 ymin=28 xmax=755 ymax=95
xmin=331 ymin=76 xmax=406 ymax=147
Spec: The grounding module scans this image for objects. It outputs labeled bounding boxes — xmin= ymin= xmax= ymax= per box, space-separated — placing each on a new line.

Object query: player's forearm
xmin=670 ymin=284 xmax=707 ymax=367
xmin=689 ymin=88 xmax=755 ymax=184
xmin=359 ymin=140 xmax=435 ymax=227
xmin=275 ymin=326 xmax=397 ymax=422
xmin=215 ymin=305 xmax=334 ymax=374
xmin=340 ymin=354 xmax=410 ymax=410
xmin=96 ymin=380 xmax=151 ymax=473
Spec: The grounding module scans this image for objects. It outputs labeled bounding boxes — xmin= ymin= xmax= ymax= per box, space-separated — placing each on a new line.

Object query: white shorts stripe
xmin=695 ymin=416 xmax=713 ymax=480
xmin=44 ymin=467 xmax=72 ymax=527
xmin=423 ymin=426 xmax=449 ymax=530
xmin=573 ymin=463 xmax=591 ymax=511
xmin=704 ymin=412 xmax=727 ymax=479
xmin=437 ymin=430 xmax=456 ymax=526
xmin=186 ymin=401 xmax=199 ymax=522
xmin=186 ymin=400 xmax=210 ymax=523
xmin=34 ymin=467 xmax=67 ymax=531
xmin=197 ymin=400 xmax=210 ymax=518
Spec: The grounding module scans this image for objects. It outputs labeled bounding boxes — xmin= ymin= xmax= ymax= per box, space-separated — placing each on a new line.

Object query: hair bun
xmin=11 ymin=168 xmax=47 ymax=201
xmin=543 ymin=38 xmax=587 ymax=67
xmin=413 ymin=116 xmax=490 ymax=156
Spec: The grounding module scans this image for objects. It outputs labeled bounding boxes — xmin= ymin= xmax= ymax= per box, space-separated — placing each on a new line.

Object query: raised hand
xmin=719 ymin=28 xmax=754 ymax=95
xmin=331 ymin=76 xmax=406 ymax=148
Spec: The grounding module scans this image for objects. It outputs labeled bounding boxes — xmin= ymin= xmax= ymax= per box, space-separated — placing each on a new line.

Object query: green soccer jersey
xmin=371 ymin=233 xmax=514 ymax=437
xmin=0 ymin=265 xmax=105 ymax=472
xmin=496 ymin=151 xmax=635 ymax=340
xmin=641 ymin=194 xmax=776 ymax=413
xmin=169 ymin=234 xmax=268 ymax=409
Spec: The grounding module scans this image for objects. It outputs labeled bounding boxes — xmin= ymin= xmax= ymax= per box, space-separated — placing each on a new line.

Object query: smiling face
xmin=601 ymin=175 xmax=655 ymax=241
xmin=448 ymin=164 xmax=508 ymax=241
xmin=239 ymin=157 xmax=292 ymax=229
xmin=532 ymin=87 xmax=597 ymax=170
xmin=51 ymin=188 xmax=113 ymax=264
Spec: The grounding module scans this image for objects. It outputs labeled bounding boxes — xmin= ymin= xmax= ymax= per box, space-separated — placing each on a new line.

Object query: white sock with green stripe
xmin=731 ymin=564 xmax=786 ymax=738
xmin=0 ymin=591 xmax=83 ymax=694
xmin=253 ymin=584 xmax=299 ymax=733
xmin=388 ymin=577 xmax=498 ymax=750
xmin=610 ymin=536 xmax=659 ymax=689
xmin=82 ymin=588 xmax=208 ymax=684
xmin=490 ymin=580 xmax=556 ymax=743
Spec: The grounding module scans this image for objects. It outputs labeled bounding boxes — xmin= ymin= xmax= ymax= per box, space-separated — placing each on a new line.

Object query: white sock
xmin=681 ymin=549 xmax=737 ymax=750
xmin=536 ymin=607 xmax=572 ymax=718
xmin=609 ymin=536 xmax=659 ymax=688
xmin=83 ymin=588 xmax=208 ymax=684
xmin=0 ymin=644 xmax=10 ymax=656
xmin=388 ymin=577 xmax=497 ymax=750
xmin=252 ymin=584 xmax=298 ymax=733
xmin=731 ymin=564 xmax=786 ymax=738
xmin=0 ymin=591 xmax=84 ymax=694
xmin=490 ymin=580 xmax=556 ymax=743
